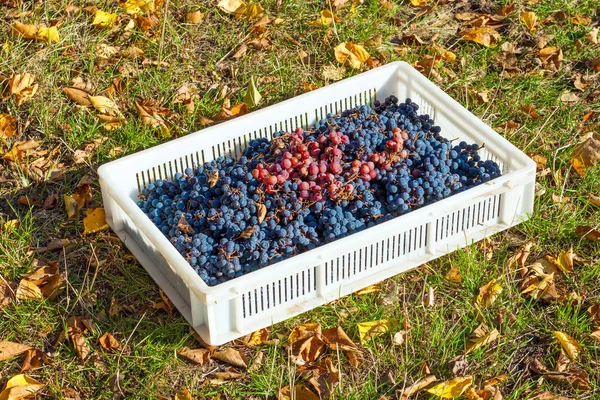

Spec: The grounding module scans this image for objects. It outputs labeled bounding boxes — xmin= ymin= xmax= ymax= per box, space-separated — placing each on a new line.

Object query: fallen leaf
xmin=20 ymin=349 xmax=52 ymax=372
xmin=460 ymin=27 xmax=501 ymax=47
xmin=99 ymin=333 xmax=122 ymax=352
xmin=530 ymin=154 xmax=547 ymax=170
xmin=177 ymin=347 xmax=210 ymax=365
xmin=591 ymin=331 xmax=600 ymax=342
xmin=587 ymin=58 xmax=600 ymax=71
xmin=89 ymin=96 xmax=121 ymax=116
xmin=431 ymin=44 xmax=456 ymax=63
xmin=0 ymin=374 xmax=45 ymax=400
xmin=218 ymin=0 xmax=244 ymax=13
xmin=174 ymin=388 xmax=192 ymax=400
xmin=465 ymin=324 xmax=499 ymax=353
xmin=309 ymin=10 xmax=340 ymax=26
xmin=423 ymin=286 xmax=435 ymax=307
xmin=244 ymin=328 xmax=269 ymax=346
xmin=521 ymin=272 xmax=558 ymax=301
xmin=12 ymin=21 xmax=38 ymax=39
xmin=322 ymin=65 xmax=345 ymax=81
xmin=93 ymin=10 xmax=118 ymax=27
xmin=426 ymin=376 xmax=473 ymax=399
xmin=586 ymin=28 xmax=598 ymax=44
xmin=554 ymin=331 xmax=581 ymax=360
xmin=560 ymin=92 xmax=580 ymax=103
xmin=539 ymin=47 xmax=563 ymax=71
xmin=409 ymin=0 xmax=428 ymax=5
xmin=62 ymin=87 xmax=92 ymax=106
xmin=0 ymin=341 xmax=31 ymax=362
xmin=334 ymin=42 xmax=370 ymax=69
xmin=357 ymin=319 xmax=395 ymax=343
xmin=0 ymin=280 xmax=17 ymax=308
xmin=508 ymin=241 xmax=533 ymax=270
xmin=570 ymin=134 xmax=600 ymax=177
xmin=97 ymin=114 xmax=127 ymax=131
xmin=118 ymin=0 xmax=163 ymax=15
xmin=243 ymin=76 xmax=262 ymax=108
xmin=575 ymin=225 xmax=600 ymax=241
xmin=0 ymin=114 xmax=17 ymax=138
xmin=16 ymin=279 xmax=43 ymax=300
xmin=355 ymin=284 xmax=381 ymax=295
xmin=556 ymin=247 xmax=574 ymax=274
xmin=209 ymin=368 xmax=244 ymax=384
xmin=277 ymin=384 xmax=320 ymax=400
xmin=235 ymin=3 xmax=265 ymax=21
xmin=135 ymin=100 xmax=172 ymax=134
xmin=530 ymin=359 xmax=591 ymax=391
xmin=571 ymin=15 xmax=591 ymax=25
xmin=9 ymin=73 xmax=38 ymax=105
xmin=212 ymin=348 xmax=247 ymax=368
xmin=398 ymin=375 xmax=438 ymax=399
xmin=186 ymin=11 xmax=205 ymax=24
xmin=589 ymin=194 xmax=600 ymax=207
xmin=392 ymin=331 xmax=408 ymax=346
xmin=66 ymin=316 xmax=93 ymax=361
xmin=249 ymin=350 xmax=264 ymax=372
xmin=446 ymin=265 xmax=462 ymax=282
xmin=37 ymin=26 xmax=60 ymax=43
xmin=521 ymin=11 xmax=538 ymax=31
xmin=476 ymin=279 xmax=502 ymax=308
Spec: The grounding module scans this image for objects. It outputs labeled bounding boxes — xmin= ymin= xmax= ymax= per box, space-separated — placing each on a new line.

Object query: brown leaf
xmin=99 ymin=332 xmax=122 ymax=352
xmin=277 ymin=384 xmax=320 ymax=400
xmin=586 ymin=27 xmax=598 ymax=44
xmin=212 ymin=347 xmax=247 ymax=368
xmin=208 ymin=170 xmax=219 ymax=188
xmin=0 ymin=279 xmax=17 ymax=308
xmin=135 ymin=100 xmax=172 ymax=134
xmin=508 ymin=241 xmax=533 ymax=270
xmin=530 ymin=359 xmax=591 ymax=391
xmin=446 ymin=265 xmax=462 ymax=282
xmin=2 ymin=139 xmax=41 ymax=162
xmin=256 ymin=202 xmax=267 ymax=223
xmin=556 ymin=350 xmax=570 ymax=373
xmin=423 ymin=286 xmax=435 ymax=307
xmin=244 ymin=328 xmax=269 ymax=346
xmin=249 ymin=350 xmax=264 ymax=372
xmin=209 ymin=368 xmax=243 ymax=383
xmin=12 ymin=21 xmax=38 ymax=39
xmin=62 ymin=87 xmax=92 ymax=106
xmin=398 ymin=375 xmax=438 ymax=399
xmin=591 ymin=330 xmax=600 ymax=342
xmin=0 ymin=341 xmax=31 ymax=362
xmin=186 ymin=10 xmax=205 ymax=24
xmin=575 ymin=225 xmax=600 ymax=241
xmin=89 ymin=95 xmax=121 ymax=116
xmin=17 ymin=196 xmax=41 ymax=208
xmin=585 ymin=58 xmax=600 ymax=71
xmin=177 ymin=347 xmax=210 ymax=365
xmin=20 ymin=349 xmax=52 ymax=372
xmin=539 ymin=47 xmax=563 ymax=71
xmin=460 ymin=27 xmax=501 ymax=47
xmin=8 ymin=73 xmax=38 ymax=105
xmin=570 ymin=133 xmax=600 ymax=176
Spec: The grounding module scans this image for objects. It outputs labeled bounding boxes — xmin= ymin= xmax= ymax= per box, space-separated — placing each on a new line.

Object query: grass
xmin=1 ymin=0 xmax=599 ymax=399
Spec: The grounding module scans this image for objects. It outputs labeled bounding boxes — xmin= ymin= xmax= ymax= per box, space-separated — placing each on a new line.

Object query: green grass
xmin=1 ymin=0 xmax=599 ymax=399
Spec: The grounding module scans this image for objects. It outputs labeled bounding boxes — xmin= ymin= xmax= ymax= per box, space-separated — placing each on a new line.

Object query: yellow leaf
xmin=409 ymin=0 xmax=428 ymax=5
xmin=0 ymin=374 xmax=45 ymax=400
xmin=0 ymin=114 xmax=17 ymax=139
xmin=357 ymin=319 xmax=396 ymax=343
xmin=37 ymin=26 xmax=60 ymax=43
xmin=12 ymin=21 xmax=38 ymax=39
xmin=426 ymin=376 xmax=473 ymax=398
xmin=309 ymin=10 xmax=341 ymax=27
xmin=174 ymin=388 xmax=192 ymax=400
xmin=2 ymin=41 xmax=11 ymax=54
xmin=460 ymin=27 xmax=501 ymax=47
xmin=476 ymin=279 xmax=502 ymax=308
xmin=521 ymin=11 xmax=538 ymax=31
xmin=88 ymin=96 xmax=121 ymax=116
xmin=553 ymin=331 xmax=581 ymax=360
xmin=186 ymin=10 xmax=205 ymax=24
xmin=465 ymin=324 xmax=499 ymax=354
xmin=445 ymin=265 xmax=462 ymax=282
xmin=334 ymin=42 xmax=370 ymax=69
xmin=235 ymin=3 xmax=265 ymax=21
xmin=557 ymin=247 xmax=574 ymax=274
xmin=355 ymin=284 xmax=381 ymax=295
xmin=16 ymin=279 xmax=43 ymax=301
xmin=431 ymin=44 xmax=457 ymax=62
xmin=9 ymin=73 xmax=38 ymax=106
xmin=245 ymin=328 xmax=269 ymax=346
xmin=119 ymin=0 xmax=163 ymax=15
xmin=243 ymin=76 xmax=262 ymax=107
xmin=4 ymin=219 xmax=19 ymax=230
xmin=93 ymin=10 xmax=118 ymax=27
xmin=218 ymin=0 xmax=245 ymax=13
xmin=83 ymin=208 xmax=109 ymax=234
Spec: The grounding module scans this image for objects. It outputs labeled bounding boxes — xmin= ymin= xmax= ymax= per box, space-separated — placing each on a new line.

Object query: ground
xmin=0 ymin=0 xmax=599 ymax=399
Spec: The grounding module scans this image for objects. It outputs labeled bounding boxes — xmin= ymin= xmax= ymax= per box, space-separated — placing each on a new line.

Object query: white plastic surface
xmin=98 ymin=62 xmax=536 ymax=345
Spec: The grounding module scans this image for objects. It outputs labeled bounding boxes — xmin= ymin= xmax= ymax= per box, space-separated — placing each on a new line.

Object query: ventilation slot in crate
xmin=325 ymin=224 xmax=427 ymax=285
xmin=241 ymin=266 xmax=317 ymax=318
xmin=434 ymin=194 xmax=502 ymax=242
xmin=411 ymin=93 xmax=436 ymax=121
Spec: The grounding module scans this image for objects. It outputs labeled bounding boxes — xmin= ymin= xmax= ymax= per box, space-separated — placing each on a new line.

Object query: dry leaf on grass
xmin=0 ymin=113 xmax=17 ymax=138
xmin=20 ymin=349 xmax=52 ymax=373
xmin=0 ymin=374 xmax=45 ymax=400
xmin=309 ymin=10 xmax=340 ymax=27
xmin=446 ymin=266 xmax=462 ymax=282
xmin=0 ymin=279 xmax=17 ymax=308
xmin=83 ymin=208 xmax=109 ymax=234
xmin=508 ymin=241 xmax=533 ymax=270
xmin=174 ymin=388 xmax=192 ymax=400
xmin=570 ymin=133 xmax=600 ymax=177
xmin=66 ymin=316 xmax=94 ymax=361
xmin=465 ymin=324 xmax=499 ymax=354
xmin=334 ymin=42 xmax=370 ymax=69
xmin=539 ymin=47 xmax=563 ymax=71
xmin=136 ymin=100 xmax=173 ymax=134
xmin=99 ymin=333 xmax=122 ymax=352
xmin=530 ymin=359 xmax=591 ymax=391
xmin=186 ymin=11 xmax=205 ymax=24
xmin=8 ymin=73 xmax=38 ymax=105
xmin=520 ymin=11 xmax=538 ymax=31
xmin=357 ymin=319 xmax=396 ymax=343
xmin=426 ymin=376 xmax=473 ymax=398
xmin=277 ymin=384 xmax=320 ymax=400
xmin=92 ymin=10 xmax=118 ymax=27
xmin=460 ymin=27 xmax=501 ymax=47
xmin=235 ymin=3 xmax=265 ymax=21
xmin=476 ymin=279 xmax=502 ymax=308
xmin=243 ymin=77 xmax=262 ymax=107
xmin=355 ymin=284 xmax=381 ymax=295
xmin=398 ymin=375 xmax=438 ymax=399
xmin=0 ymin=341 xmax=31 ymax=362
xmin=553 ymin=331 xmax=581 ymax=360
xmin=177 ymin=347 xmax=210 ymax=365
xmin=575 ymin=225 xmax=600 ymax=241
xmin=240 ymin=328 xmax=269 ymax=346
xmin=212 ymin=348 xmax=247 ymax=368
xmin=62 ymin=87 xmax=92 ymax=106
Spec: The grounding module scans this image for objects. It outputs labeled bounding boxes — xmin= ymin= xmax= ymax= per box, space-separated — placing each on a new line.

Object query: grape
xmin=137 ymin=96 xmax=502 ymax=286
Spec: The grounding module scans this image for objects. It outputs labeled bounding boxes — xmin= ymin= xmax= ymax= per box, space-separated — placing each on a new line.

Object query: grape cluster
xmin=137 ymin=96 xmax=502 ymax=286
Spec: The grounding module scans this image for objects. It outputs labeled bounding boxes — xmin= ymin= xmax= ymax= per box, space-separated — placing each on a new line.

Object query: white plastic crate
xmin=98 ymin=61 xmax=536 ymax=345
